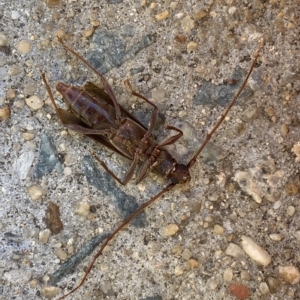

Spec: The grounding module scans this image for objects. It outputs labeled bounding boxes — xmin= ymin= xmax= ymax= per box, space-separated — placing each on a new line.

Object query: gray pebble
xmin=4 ymin=269 xmax=32 ymax=284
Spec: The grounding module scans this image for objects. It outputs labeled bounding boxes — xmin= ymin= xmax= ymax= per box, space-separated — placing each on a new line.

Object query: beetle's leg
xmin=157 ymin=125 xmax=183 ymax=147
xmin=124 ymin=79 xmax=158 ymax=140
xmin=90 ymin=150 xmax=140 ymax=185
xmin=57 ymin=37 xmax=122 ymax=124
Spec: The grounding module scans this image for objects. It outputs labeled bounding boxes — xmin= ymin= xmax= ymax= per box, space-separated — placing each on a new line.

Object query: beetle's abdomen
xmin=56 ymin=82 xmax=117 ymax=129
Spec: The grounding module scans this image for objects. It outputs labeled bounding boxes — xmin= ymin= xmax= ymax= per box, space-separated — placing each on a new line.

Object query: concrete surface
xmin=0 ymin=0 xmax=299 ymax=299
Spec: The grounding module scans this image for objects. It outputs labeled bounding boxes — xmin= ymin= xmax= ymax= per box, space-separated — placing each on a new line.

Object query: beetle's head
xmin=169 ymin=164 xmax=191 ymax=184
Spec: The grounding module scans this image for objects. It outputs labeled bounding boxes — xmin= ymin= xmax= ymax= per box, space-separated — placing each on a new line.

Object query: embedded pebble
xmin=267 ymin=277 xmax=280 ymax=293
xmin=294 ymin=231 xmax=300 ymax=244
xmin=280 ymin=124 xmax=289 ymax=135
xmin=269 ymin=233 xmax=283 ymax=241
xmin=186 ymin=259 xmax=199 ymax=269
xmin=27 ymin=184 xmax=46 ymax=200
xmin=8 ymin=65 xmax=22 ymax=76
xmin=42 ymin=286 xmax=62 ymax=298
xmin=223 ymin=268 xmax=233 ymax=281
xmin=286 ymin=205 xmax=295 ymax=216
xmin=171 ymin=244 xmax=183 ymax=256
xmin=13 ymin=151 xmax=35 ymax=180
xmin=242 ymin=107 xmax=259 ymax=122
xmin=147 ymin=241 xmax=160 ymax=256
xmin=291 ymin=142 xmax=300 ymax=162
xmin=213 ymin=224 xmax=224 ymax=235
xmin=7 ymin=88 xmax=16 ymax=99
xmin=193 ymin=10 xmax=207 ymax=20
xmin=0 ymin=105 xmax=10 ymax=121
xmin=39 ymin=229 xmax=51 ymax=244
xmin=234 ymin=171 xmax=262 ymax=203
xmin=278 ymin=265 xmax=300 ymax=284
xmin=22 ymin=132 xmax=35 ymax=141
xmin=25 ymin=95 xmax=44 ymax=110
xmin=74 ymin=200 xmax=90 ymax=217
xmin=29 ymin=279 xmax=38 ymax=288
xmin=259 ymin=282 xmax=270 ymax=295
xmin=181 ymin=15 xmax=194 ymax=32
xmin=63 ymin=167 xmax=72 ymax=176
xmin=174 ymin=265 xmax=184 ymax=276
xmin=170 ymin=2 xmax=178 ymax=10
xmin=225 ymin=243 xmax=245 ymax=258
xmin=174 ymin=34 xmax=187 ymax=44
xmin=163 ymin=224 xmax=179 ymax=236
xmin=46 ymin=0 xmax=61 ymax=7
xmin=24 ymin=80 xmax=37 ymax=95
xmin=240 ymin=270 xmax=250 ymax=281
xmin=81 ymin=27 xmax=95 ymax=38
xmin=229 ymin=283 xmax=250 ymax=299
xmin=4 ymin=269 xmax=32 ymax=284
xmin=187 ymin=41 xmax=197 ymax=52
xmin=155 ymin=10 xmax=170 ymax=21
xmin=23 ymin=225 xmax=39 ymax=239
xmin=0 ymin=32 xmax=8 ymax=46
xmin=285 ymin=182 xmax=298 ymax=195
xmin=13 ymin=99 xmax=25 ymax=109
xmin=240 ymin=236 xmax=271 ymax=266
xmin=208 ymin=278 xmax=218 ymax=290
xmin=45 ymin=202 xmax=63 ymax=234
xmin=11 ymin=11 xmax=20 ymax=19
xmin=181 ymin=248 xmax=192 ymax=260
xmin=54 ymin=248 xmax=67 ymax=261
xmin=17 ymin=40 xmax=32 ymax=54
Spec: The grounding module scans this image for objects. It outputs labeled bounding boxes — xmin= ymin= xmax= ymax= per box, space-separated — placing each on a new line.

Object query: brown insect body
xmin=54 ymin=76 xmax=190 ymax=185
xmin=41 ymin=37 xmax=263 ymax=299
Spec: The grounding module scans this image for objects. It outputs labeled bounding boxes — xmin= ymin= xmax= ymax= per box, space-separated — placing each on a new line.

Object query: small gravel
xmin=27 ymin=184 xmax=46 ymax=200
xmin=241 ymin=236 xmax=271 ymax=266
xmin=25 ymin=95 xmax=44 ymax=110
xmin=163 ymin=224 xmax=179 ymax=236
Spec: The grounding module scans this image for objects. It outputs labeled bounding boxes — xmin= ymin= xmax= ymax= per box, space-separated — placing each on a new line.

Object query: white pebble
xmin=269 ymin=233 xmax=283 ymax=241
xmin=11 ymin=11 xmax=20 ymax=19
xmin=25 ymin=95 xmax=44 ymax=110
xmin=13 ymin=151 xmax=35 ymax=180
xmin=63 ymin=167 xmax=72 ymax=176
xmin=225 ymin=243 xmax=245 ymax=258
xmin=241 ymin=235 xmax=271 ymax=266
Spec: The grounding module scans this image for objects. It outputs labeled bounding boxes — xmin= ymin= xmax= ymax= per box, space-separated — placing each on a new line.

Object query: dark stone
xmin=50 ymin=233 xmax=108 ymax=284
xmin=82 ymin=155 xmax=147 ymax=228
xmin=34 ymin=134 xmax=63 ymax=178
xmin=193 ymin=67 xmax=254 ymax=107
xmin=87 ymin=26 xmax=156 ymax=74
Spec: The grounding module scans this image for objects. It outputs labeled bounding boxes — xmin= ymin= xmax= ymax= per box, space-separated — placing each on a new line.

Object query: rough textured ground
xmin=0 ymin=1 xmax=300 ymax=299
